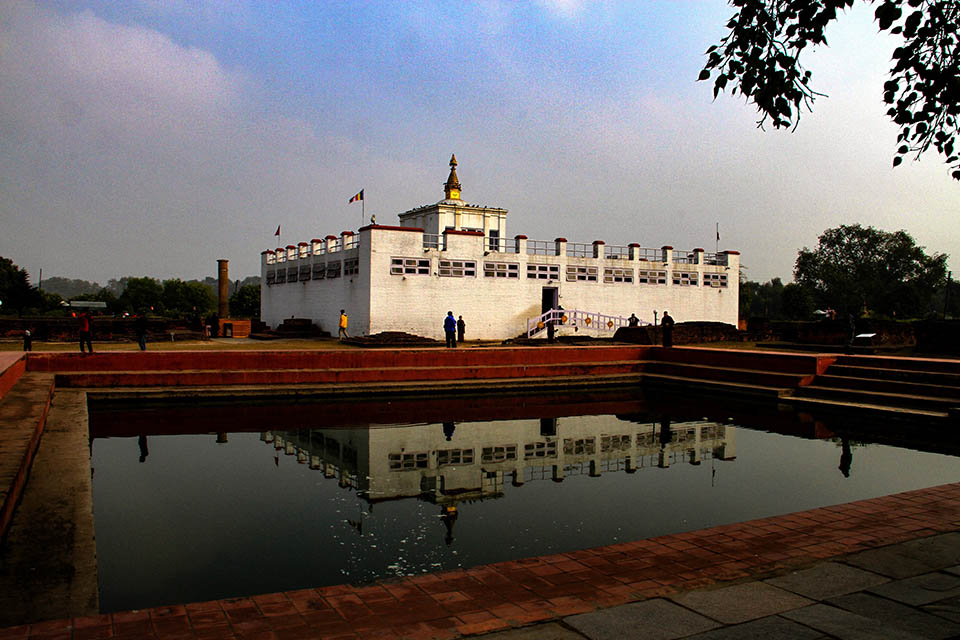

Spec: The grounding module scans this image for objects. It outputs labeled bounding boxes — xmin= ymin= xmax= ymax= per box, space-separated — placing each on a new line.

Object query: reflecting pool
xmin=89 ymin=390 xmax=960 ymax=612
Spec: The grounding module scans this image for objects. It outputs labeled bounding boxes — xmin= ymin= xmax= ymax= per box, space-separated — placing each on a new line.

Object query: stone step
xmin=650 ymin=346 xmax=828 ymax=375
xmin=55 ymin=360 xmax=647 ymax=388
xmin=0 ymin=373 xmax=55 ymax=539
xmin=826 ymin=364 xmax=960 ymax=388
xmin=781 ymin=393 xmax=949 ymax=423
xmin=643 ymin=361 xmax=815 ymax=388
xmin=816 ymin=373 xmax=960 ymax=399
xmin=833 ymin=354 xmax=960 ymax=375
xmin=25 ymin=346 xmax=649 ymax=374
xmin=790 ymin=384 xmax=959 ymax=413
xmin=640 ymin=372 xmax=790 ymax=400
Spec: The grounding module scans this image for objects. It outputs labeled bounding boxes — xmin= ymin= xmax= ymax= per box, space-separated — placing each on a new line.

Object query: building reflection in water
xmin=260 ymin=415 xmax=736 ymax=544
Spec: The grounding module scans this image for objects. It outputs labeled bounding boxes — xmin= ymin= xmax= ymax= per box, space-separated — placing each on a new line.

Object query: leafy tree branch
xmin=700 ymin=0 xmax=960 ymax=180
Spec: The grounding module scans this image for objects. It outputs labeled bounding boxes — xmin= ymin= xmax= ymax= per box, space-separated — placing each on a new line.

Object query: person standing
xmin=135 ymin=312 xmax=148 ymax=351
xmin=78 ymin=311 xmax=93 ymax=354
xmin=661 ymin=310 xmax=675 ymax=348
xmin=628 ymin=313 xmax=640 ymax=327
xmin=23 ymin=329 xmax=32 ymax=352
xmin=444 ymin=311 xmax=457 ymax=348
xmin=338 ymin=309 xmax=349 ymax=341
xmin=456 ymin=315 xmax=465 ymax=343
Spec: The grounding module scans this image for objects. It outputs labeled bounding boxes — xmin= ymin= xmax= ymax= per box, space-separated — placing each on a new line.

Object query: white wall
xmin=262 ymin=226 xmax=740 ymax=340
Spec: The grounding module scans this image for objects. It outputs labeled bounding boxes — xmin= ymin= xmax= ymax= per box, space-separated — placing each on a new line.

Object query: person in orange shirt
xmin=78 ymin=311 xmax=93 ymax=354
xmin=338 ymin=309 xmax=349 ymax=341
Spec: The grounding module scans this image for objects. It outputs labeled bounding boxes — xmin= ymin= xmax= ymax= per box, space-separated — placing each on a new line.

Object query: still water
xmin=89 ymin=391 xmax=960 ymax=612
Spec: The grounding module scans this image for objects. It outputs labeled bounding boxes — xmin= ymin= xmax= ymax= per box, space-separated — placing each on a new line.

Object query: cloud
xmin=0 ymin=2 xmax=322 ymax=282
xmin=534 ymin=0 xmax=586 ymax=20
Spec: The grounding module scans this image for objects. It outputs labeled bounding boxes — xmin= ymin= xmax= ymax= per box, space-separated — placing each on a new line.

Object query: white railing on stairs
xmin=527 ymin=309 xmax=647 ymax=339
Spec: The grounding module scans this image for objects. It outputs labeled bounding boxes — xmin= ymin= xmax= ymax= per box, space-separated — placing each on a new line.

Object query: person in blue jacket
xmin=444 ymin=311 xmax=457 ymax=348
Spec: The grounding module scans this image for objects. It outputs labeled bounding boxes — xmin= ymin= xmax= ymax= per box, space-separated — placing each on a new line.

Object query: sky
xmin=1 ymin=0 xmax=958 ymax=285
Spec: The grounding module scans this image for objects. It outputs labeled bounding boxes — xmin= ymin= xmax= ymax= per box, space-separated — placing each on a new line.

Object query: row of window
xmin=388 ymin=257 xmax=727 ymax=286
xmin=388 ymin=431 xmax=709 ymax=471
xmin=265 ymin=258 xmax=360 ymax=284
xmin=268 ymin=258 xmax=728 ymax=287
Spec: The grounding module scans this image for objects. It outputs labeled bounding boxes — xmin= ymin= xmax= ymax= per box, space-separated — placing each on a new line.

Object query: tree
xmin=41 ymin=276 xmax=101 ymax=299
xmin=700 ymin=0 xmax=960 ymax=180
xmin=73 ymin=288 xmax=120 ymax=314
xmin=794 ymin=224 xmax=947 ymax=317
xmin=118 ymin=277 xmax=164 ymax=314
xmin=740 ymin=276 xmax=787 ymax=318
xmin=0 ymin=256 xmax=42 ymax=314
xmin=229 ymin=283 xmax=261 ymax=319
xmin=162 ymin=279 xmax=216 ymax=317
xmin=782 ymin=281 xmax=816 ymax=318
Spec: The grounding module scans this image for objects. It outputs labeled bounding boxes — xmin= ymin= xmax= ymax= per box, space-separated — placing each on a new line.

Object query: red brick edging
xmin=3 ymin=482 xmax=959 ymax=640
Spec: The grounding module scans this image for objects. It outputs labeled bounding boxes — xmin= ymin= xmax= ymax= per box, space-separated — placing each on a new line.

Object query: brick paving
xmin=1 ymin=482 xmax=958 ymax=639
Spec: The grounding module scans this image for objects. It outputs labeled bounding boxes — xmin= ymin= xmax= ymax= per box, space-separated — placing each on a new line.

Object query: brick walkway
xmin=2 ymin=482 xmax=958 ymax=640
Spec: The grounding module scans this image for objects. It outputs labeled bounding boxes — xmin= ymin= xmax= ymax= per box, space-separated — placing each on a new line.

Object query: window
xmin=637 ymin=270 xmax=666 ymax=285
xmin=600 ymin=434 xmax=632 ymax=452
xmin=604 ymin=267 xmax=633 ymax=284
xmin=327 ymin=261 xmax=341 ymax=279
xmin=388 ymin=452 xmax=428 ymax=470
xmin=344 ymin=258 xmax=359 ymax=276
xmin=488 ymin=229 xmax=500 ymax=251
xmin=266 ymin=270 xmax=276 ymax=285
xmin=484 ymin=261 xmax=519 ymax=278
xmin=438 ymin=449 xmax=474 ymax=466
xmin=703 ymin=272 xmax=728 ymax=288
xmin=298 ymin=265 xmax=311 ymax=281
xmin=438 ymin=259 xmax=476 ymax=277
xmin=566 ymin=265 xmax=598 ymax=282
xmin=391 ymin=257 xmax=430 ymax=275
xmin=481 ymin=445 xmax=517 ymax=463
xmin=276 ymin=270 xmax=286 ymax=284
xmin=673 ymin=271 xmax=699 ymax=286
xmin=524 ymin=441 xmax=558 ymax=459
xmin=313 ymin=263 xmax=326 ymax=279
xmin=287 ymin=267 xmax=299 ymax=283
xmin=563 ymin=437 xmax=596 ymax=455
xmin=527 ymin=263 xmax=560 ymax=280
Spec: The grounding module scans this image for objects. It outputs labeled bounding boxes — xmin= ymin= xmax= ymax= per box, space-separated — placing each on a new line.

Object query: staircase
xmin=639 ymin=347 xmax=826 ymax=399
xmin=784 ymin=354 xmax=960 ymax=420
xmin=25 ymin=347 xmax=649 ymax=395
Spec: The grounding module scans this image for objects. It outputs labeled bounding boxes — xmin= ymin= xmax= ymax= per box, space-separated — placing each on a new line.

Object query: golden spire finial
xmin=444 ymin=154 xmax=461 ymax=200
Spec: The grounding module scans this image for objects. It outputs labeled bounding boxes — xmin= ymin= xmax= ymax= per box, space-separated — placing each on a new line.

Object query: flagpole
xmin=715 ymin=222 xmax=719 ymax=254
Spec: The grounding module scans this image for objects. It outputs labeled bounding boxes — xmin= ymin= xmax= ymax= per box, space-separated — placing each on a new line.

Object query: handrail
xmin=526 ymin=308 xmax=646 ymax=338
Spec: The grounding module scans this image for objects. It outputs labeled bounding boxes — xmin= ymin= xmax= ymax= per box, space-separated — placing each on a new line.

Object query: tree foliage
xmin=41 ymin=276 xmax=102 ymax=299
xmin=229 ymin=283 xmax=261 ymax=319
xmin=0 ymin=256 xmax=42 ymax=314
xmin=794 ymin=223 xmax=947 ymax=317
xmin=118 ymin=277 xmax=164 ymax=314
xmin=161 ymin=279 xmax=216 ymax=317
xmin=700 ymin=0 xmax=960 ymax=180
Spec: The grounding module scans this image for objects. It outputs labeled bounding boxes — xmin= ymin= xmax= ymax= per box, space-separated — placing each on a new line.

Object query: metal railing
xmin=634 ymin=247 xmax=661 ymax=261
xmin=527 ymin=308 xmax=646 ymax=338
xmin=673 ymin=250 xmax=697 ymax=264
xmin=565 ymin=242 xmax=593 ymax=258
xmin=703 ymin=252 xmax=727 ymax=266
xmin=526 ymin=239 xmax=556 ymax=256
xmin=486 ymin=237 xmax=519 ymax=253
xmin=423 ymin=233 xmax=445 ymax=250
xmin=604 ymin=245 xmax=631 ymax=260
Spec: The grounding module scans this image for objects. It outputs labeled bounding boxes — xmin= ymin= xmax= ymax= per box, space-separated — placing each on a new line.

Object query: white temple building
xmin=260 ymin=156 xmax=740 ymax=340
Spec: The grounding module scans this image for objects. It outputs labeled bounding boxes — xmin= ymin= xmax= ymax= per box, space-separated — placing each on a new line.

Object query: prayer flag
xmin=349 ymin=189 xmax=364 ymax=203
